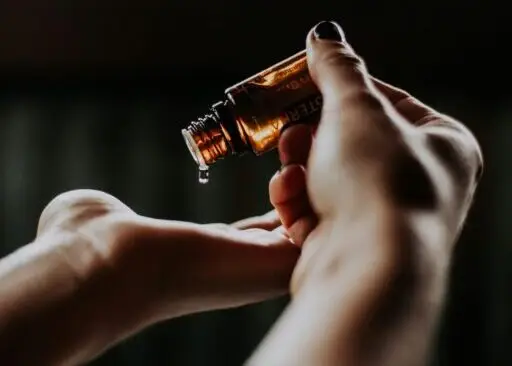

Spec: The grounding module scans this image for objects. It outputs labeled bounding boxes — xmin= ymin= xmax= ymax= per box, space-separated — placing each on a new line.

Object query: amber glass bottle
xmin=182 ymin=50 xmax=321 ymax=167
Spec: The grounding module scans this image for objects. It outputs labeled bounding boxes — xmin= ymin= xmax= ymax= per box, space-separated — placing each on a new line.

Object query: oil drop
xmin=198 ymin=165 xmax=209 ymax=184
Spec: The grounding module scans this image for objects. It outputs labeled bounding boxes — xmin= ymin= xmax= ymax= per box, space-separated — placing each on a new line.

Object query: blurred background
xmin=0 ymin=0 xmax=509 ymax=365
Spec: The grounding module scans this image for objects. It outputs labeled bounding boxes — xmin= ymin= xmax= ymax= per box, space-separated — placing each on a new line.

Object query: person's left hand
xmin=1 ymin=189 xmax=298 ymax=365
xmin=36 ymin=189 xmax=298 ymax=318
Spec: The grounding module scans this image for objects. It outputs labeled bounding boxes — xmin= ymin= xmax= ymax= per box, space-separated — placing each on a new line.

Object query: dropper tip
xmin=181 ymin=128 xmax=205 ymax=166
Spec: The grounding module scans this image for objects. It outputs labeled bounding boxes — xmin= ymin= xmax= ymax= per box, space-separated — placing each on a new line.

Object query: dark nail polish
xmin=279 ymin=121 xmax=310 ymax=137
xmin=314 ymin=21 xmax=344 ymax=41
xmin=279 ymin=122 xmax=294 ymax=137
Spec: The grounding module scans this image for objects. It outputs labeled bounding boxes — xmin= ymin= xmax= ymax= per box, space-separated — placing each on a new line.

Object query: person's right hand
xmin=252 ymin=20 xmax=483 ymax=366
xmin=269 ymin=20 xmax=483 ymax=297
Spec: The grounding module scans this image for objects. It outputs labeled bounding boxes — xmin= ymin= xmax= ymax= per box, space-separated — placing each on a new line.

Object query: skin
xmin=0 ymin=193 xmax=299 ymax=365
xmin=248 ymin=22 xmax=482 ymax=366
xmin=0 ymin=21 xmax=482 ymax=366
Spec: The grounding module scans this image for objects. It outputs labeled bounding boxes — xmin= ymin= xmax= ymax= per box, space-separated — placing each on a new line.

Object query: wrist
xmin=106 ymin=216 xmax=203 ymax=321
xmin=287 ymin=212 xmax=448 ymax=362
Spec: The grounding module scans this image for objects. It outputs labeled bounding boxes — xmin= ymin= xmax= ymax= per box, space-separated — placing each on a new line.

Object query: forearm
xmin=248 ymin=210 xmax=449 ymax=366
xmin=0 ymin=218 xmax=180 ymax=365
xmin=0 ymin=212 xmax=292 ymax=365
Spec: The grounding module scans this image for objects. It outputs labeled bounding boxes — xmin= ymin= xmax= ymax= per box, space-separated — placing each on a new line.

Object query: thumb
xmin=306 ymin=21 xmax=375 ymax=111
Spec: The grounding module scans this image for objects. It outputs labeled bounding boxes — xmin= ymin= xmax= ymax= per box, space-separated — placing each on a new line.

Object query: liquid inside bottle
xmin=182 ymin=49 xmax=321 ymax=177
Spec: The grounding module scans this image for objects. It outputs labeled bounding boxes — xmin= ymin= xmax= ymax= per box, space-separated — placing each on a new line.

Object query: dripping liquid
xmin=198 ymin=165 xmax=209 ymax=184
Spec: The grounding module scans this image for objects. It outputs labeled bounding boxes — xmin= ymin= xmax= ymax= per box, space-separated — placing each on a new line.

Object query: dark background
xmin=0 ymin=1 xmax=510 ymax=365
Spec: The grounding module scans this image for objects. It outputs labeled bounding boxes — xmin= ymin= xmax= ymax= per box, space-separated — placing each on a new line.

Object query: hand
xmin=1 ymin=189 xmax=298 ymax=365
xmin=252 ymin=21 xmax=483 ymax=365
xmin=36 ymin=189 xmax=299 ymax=317
xmin=269 ymin=21 xmax=483 ymax=294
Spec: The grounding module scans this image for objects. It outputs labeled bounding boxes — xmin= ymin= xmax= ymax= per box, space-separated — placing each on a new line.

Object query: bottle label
xmin=282 ymin=93 xmax=322 ymax=124
xmin=226 ymin=51 xmax=322 ymax=155
xmin=275 ymin=72 xmax=312 ymax=92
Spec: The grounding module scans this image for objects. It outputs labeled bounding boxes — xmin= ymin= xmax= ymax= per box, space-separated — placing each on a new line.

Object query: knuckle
xmin=342 ymin=89 xmax=385 ymax=113
xmin=394 ymin=95 xmax=416 ymax=111
xmin=323 ymin=89 xmax=385 ymax=120
xmin=38 ymin=189 xmax=131 ymax=235
xmin=319 ymin=47 xmax=367 ymax=86
xmin=420 ymin=117 xmax=483 ymax=185
xmin=344 ymin=131 xmax=441 ymax=211
xmin=426 ymin=133 xmax=469 ymax=186
xmin=426 ymin=127 xmax=484 ymax=192
xmin=323 ymin=47 xmax=365 ymax=72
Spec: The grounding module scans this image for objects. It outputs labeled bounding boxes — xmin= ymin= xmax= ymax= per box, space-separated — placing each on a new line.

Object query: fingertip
xmin=306 ymin=21 xmax=345 ymax=50
xmin=306 ymin=21 xmax=346 ymax=72
xmin=312 ymin=21 xmax=345 ymax=42
xmin=306 ymin=20 xmax=371 ymax=108
xmin=305 ymin=25 xmax=316 ymax=52
xmin=269 ymin=164 xmax=307 ymax=207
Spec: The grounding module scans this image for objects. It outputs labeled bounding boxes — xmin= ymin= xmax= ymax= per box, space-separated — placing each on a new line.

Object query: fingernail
xmin=313 ymin=21 xmax=344 ymax=41
xmin=279 ymin=121 xmax=310 ymax=137
xmin=279 ymin=122 xmax=294 ymax=137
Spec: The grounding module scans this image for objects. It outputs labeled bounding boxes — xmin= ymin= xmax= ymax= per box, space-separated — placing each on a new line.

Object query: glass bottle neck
xmin=181 ymin=99 xmax=248 ymax=166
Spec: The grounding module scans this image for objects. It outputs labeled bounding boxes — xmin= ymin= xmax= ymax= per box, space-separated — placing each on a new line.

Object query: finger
xmin=371 ymin=76 xmax=483 ymax=183
xmin=306 ymin=21 xmax=375 ymax=113
xmin=371 ymin=78 xmax=440 ymax=125
xmin=306 ymin=21 xmax=406 ymax=152
xmin=278 ymin=123 xmax=313 ymax=166
xmin=231 ymin=210 xmax=281 ymax=230
xmin=269 ymin=165 xmax=317 ymax=246
xmin=269 ymin=165 xmax=308 ymax=223
xmin=272 ymin=225 xmax=290 ymax=238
